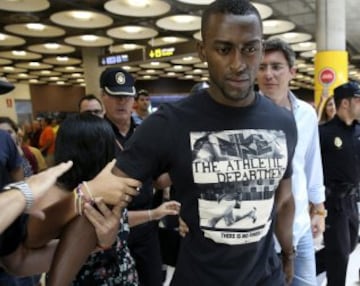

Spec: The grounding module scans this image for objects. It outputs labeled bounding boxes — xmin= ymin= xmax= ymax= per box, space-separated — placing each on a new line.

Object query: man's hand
xmin=281 ymin=252 xmax=295 ymax=285
xmin=309 ymin=203 xmax=326 ymax=238
xmin=178 ymin=217 xmax=189 ymax=238
xmin=311 ymin=213 xmax=325 ymax=238
xmin=83 ymin=198 xmax=122 ymax=249
xmin=87 ymin=159 xmax=141 ymax=207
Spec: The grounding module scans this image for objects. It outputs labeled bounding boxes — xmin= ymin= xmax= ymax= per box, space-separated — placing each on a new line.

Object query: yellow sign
xmin=148 ymin=47 xmax=175 ymax=59
xmin=314 ymin=51 xmax=348 ymax=118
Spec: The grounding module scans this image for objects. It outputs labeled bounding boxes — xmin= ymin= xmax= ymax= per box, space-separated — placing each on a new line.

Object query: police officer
xmin=316 ymin=81 xmax=360 ymax=286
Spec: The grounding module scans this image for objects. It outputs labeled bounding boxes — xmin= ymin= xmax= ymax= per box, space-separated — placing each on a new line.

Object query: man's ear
xmin=197 ymin=40 xmax=206 ymax=62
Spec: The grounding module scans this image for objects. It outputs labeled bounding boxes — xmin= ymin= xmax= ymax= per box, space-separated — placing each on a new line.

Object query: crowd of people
xmin=0 ymin=0 xmax=359 ymax=286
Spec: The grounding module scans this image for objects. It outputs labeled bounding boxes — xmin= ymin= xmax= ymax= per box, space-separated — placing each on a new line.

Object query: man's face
xmin=136 ymin=95 xmax=150 ymax=112
xmin=79 ymin=99 xmax=104 ymax=118
xmin=197 ymin=13 xmax=263 ymax=107
xmin=348 ymin=97 xmax=360 ymax=120
xmin=257 ymin=50 xmax=295 ymax=100
xmin=102 ymin=91 xmax=134 ymax=123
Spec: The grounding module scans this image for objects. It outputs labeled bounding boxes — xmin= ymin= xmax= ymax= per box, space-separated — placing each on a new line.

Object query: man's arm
xmin=305 ymin=117 xmax=326 ymax=237
xmin=0 ymin=190 xmax=27 ymax=234
xmin=274 ymin=177 xmax=295 ymax=284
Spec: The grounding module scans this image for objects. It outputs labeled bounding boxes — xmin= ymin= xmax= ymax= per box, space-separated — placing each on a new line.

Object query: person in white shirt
xmin=257 ymin=38 xmax=326 ymax=286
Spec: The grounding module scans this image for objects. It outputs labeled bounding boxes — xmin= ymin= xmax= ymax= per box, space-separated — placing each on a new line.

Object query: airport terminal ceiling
xmin=0 ymin=0 xmax=359 ymax=90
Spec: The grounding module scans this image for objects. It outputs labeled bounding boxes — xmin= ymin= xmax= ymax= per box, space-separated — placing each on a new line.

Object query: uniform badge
xmin=115 ymin=72 xmax=125 ymax=85
xmin=334 ymin=136 xmax=342 ymax=148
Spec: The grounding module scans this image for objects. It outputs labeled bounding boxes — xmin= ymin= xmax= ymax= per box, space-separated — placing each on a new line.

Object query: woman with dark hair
xmin=26 ymin=114 xmax=179 ymax=285
xmin=26 ymin=113 xmax=139 ymax=285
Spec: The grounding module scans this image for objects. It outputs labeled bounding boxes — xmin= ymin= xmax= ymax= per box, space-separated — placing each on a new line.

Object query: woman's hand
xmin=83 ymin=198 xmax=123 ymax=249
xmin=151 ymin=201 xmax=181 ymax=221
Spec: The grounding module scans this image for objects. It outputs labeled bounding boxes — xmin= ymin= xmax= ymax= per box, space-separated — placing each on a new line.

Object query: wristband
xmin=148 ymin=209 xmax=153 ymax=221
xmin=4 ymin=181 xmax=34 ymax=212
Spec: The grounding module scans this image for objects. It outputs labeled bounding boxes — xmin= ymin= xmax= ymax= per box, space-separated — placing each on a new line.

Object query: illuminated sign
xmin=146 ymin=40 xmax=197 ymax=60
xmin=100 ymin=54 xmax=129 ymax=66
xmin=148 ymin=47 xmax=176 ymax=59
xmin=99 ymin=49 xmax=144 ymax=66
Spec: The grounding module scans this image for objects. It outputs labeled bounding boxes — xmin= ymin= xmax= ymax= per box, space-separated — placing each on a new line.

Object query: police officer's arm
xmin=274 ymin=177 xmax=295 ymax=284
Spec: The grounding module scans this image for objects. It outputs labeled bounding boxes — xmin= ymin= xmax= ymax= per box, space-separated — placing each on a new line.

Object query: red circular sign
xmin=319 ymin=68 xmax=336 ymax=85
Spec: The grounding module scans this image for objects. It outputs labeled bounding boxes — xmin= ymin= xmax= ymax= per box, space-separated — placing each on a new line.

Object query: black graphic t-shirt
xmin=117 ymin=91 xmax=297 ymax=286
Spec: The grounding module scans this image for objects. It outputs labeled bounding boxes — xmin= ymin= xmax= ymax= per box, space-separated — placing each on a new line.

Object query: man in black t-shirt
xmin=109 ymin=1 xmax=298 ymax=285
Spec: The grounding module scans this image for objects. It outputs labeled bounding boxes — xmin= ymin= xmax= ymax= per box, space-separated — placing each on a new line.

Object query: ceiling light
xmin=176 ymin=0 xmax=213 ymax=4
xmin=56 ymin=56 xmax=69 ymax=61
xmin=122 ymin=44 xmax=138 ymax=50
xmin=71 ymin=73 xmax=82 ymax=77
xmin=172 ymin=15 xmax=194 ymax=24
xmin=81 ymin=35 xmax=98 ymax=42
xmin=44 ymin=43 xmax=60 ymax=49
xmin=18 ymin=73 xmax=28 ymax=78
xmin=183 ymin=56 xmax=193 ymax=61
xmin=127 ymin=0 xmax=149 ymax=8
xmin=26 ymin=23 xmax=45 ymax=31
xmin=4 ymin=66 xmax=14 ymax=71
xmin=12 ymin=50 xmax=26 ymax=56
xmin=122 ymin=26 xmax=142 ymax=34
xmin=0 ymin=34 xmax=7 ymax=40
xmin=174 ymin=65 xmax=183 ymax=70
xmin=163 ymin=37 xmax=178 ymax=43
xmin=70 ymin=11 xmax=93 ymax=20
xmin=150 ymin=62 xmax=160 ymax=66
xmin=29 ymin=62 xmax=40 ymax=66
xmin=41 ymin=70 xmax=51 ymax=74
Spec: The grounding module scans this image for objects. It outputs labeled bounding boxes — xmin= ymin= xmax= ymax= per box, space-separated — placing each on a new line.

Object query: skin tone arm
xmin=274 ymin=177 xmax=295 ymax=285
xmin=26 ymin=160 xmax=140 ymax=286
xmin=0 ymin=161 xmax=73 ymax=233
xmin=128 ymin=200 xmax=181 ymax=227
xmin=1 ymin=200 xmax=121 ymax=276
xmin=309 ymin=202 xmax=326 ymax=238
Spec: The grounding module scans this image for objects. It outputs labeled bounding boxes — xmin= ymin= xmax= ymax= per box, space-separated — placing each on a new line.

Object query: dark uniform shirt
xmin=104 ymin=115 xmax=154 ymax=211
xmin=319 ymin=115 xmax=360 ymax=189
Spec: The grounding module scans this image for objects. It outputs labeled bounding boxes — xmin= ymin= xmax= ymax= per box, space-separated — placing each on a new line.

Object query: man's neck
xmin=337 ymin=110 xmax=355 ymax=126
xmin=136 ymin=109 xmax=149 ymax=119
xmin=108 ymin=116 xmax=131 ymax=136
xmin=267 ymin=90 xmax=291 ymax=110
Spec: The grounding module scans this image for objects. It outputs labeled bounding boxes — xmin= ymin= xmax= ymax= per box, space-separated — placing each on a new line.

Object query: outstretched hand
xmin=152 ymin=201 xmax=181 ymax=221
xmin=26 ymin=161 xmax=73 ymax=219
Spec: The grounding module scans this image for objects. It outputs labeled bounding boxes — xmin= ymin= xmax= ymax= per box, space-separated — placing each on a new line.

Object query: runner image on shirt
xmin=191 ymin=130 xmax=288 ymax=245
